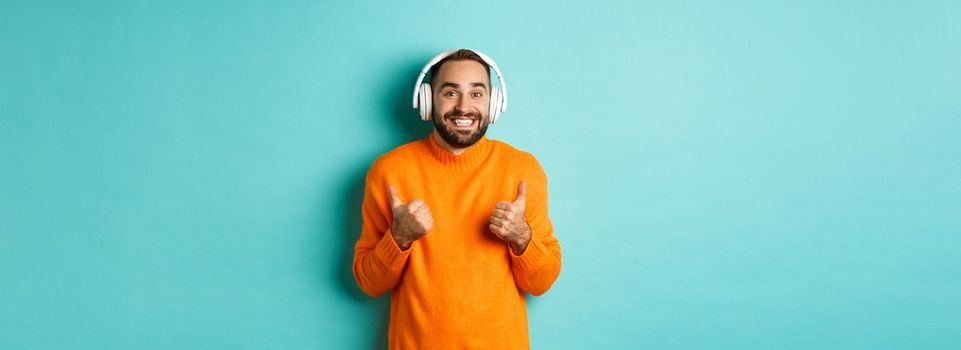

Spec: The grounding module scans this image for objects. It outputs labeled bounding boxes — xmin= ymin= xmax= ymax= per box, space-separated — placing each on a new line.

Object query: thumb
xmin=514 ymin=180 xmax=526 ymax=205
xmin=387 ymin=186 xmax=403 ymax=209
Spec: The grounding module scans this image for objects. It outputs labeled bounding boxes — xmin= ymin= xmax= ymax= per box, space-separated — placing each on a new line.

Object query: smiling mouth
xmin=447 ymin=116 xmax=477 ymax=128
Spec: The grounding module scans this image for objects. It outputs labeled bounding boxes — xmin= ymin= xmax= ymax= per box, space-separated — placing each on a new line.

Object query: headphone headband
xmin=411 ymin=49 xmax=508 ymax=113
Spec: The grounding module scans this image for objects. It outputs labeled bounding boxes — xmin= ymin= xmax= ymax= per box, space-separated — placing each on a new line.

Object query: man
xmin=352 ymin=49 xmax=562 ymax=349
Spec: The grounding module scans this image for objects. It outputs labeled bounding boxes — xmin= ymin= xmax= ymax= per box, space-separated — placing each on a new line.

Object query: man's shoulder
xmin=379 ymin=138 xmax=425 ymax=161
xmin=490 ymin=139 xmax=544 ymax=171
xmin=367 ymin=138 xmax=426 ymax=177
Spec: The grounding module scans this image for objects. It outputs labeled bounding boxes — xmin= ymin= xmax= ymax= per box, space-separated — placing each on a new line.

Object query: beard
xmin=432 ymin=108 xmax=489 ymax=148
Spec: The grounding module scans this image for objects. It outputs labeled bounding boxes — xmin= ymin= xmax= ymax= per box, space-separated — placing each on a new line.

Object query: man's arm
xmin=509 ymin=158 xmax=562 ymax=296
xmin=352 ymin=163 xmax=411 ymax=298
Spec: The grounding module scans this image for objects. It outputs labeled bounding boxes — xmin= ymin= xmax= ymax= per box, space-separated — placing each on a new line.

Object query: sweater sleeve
xmin=352 ymin=160 xmax=411 ymax=298
xmin=509 ymin=156 xmax=562 ymax=296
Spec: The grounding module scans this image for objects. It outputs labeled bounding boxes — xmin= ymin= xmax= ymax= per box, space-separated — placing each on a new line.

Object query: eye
xmin=472 ymin=92 xmax=484 ymax=98
xmin=445 ymin=91 xmax=458 ymax=97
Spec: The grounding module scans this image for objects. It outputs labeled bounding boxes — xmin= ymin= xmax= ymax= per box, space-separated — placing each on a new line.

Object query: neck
xmin=431 ymin=130 xmax=469 ymax=155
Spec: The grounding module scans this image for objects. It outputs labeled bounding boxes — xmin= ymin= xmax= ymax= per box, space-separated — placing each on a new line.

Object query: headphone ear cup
xmin=419 ymin=83 xmax=432 ymax=121
xmin=488 ymin=87 xmax=501 ymax=124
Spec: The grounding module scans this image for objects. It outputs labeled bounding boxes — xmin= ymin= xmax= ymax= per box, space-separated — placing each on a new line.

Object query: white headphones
xmin=412 ymin=49 xmax=509 ymax=124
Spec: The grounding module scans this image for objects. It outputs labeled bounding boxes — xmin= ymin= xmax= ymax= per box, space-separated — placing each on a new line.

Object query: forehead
xmin=433 ymin=60 xmax=490 ymax=85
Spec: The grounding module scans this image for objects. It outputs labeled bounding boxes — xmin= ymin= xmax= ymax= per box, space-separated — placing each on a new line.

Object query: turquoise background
xmin=2 ymin=0 xmax=960 ymax=348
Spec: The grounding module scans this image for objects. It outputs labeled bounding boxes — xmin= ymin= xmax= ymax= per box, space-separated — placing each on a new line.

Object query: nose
xmin=452 ymin=99 xmax=472 ymax=116
xmin=454 ymin=94 xmax=468 ymax=110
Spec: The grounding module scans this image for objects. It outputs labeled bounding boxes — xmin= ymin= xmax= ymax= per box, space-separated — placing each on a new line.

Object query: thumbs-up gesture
xmin=388 ymin=186 xmax=433 ymax=251
xmin=490 ymin=181 xmax=532 ymax=254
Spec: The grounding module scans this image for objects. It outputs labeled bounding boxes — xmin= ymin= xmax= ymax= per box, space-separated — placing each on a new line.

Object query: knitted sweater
xmin=352 ymin=133 xmax=562 ymax=349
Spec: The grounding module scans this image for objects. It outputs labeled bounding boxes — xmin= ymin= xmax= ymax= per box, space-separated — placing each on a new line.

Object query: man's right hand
xmin=387 ymin=186 xmax=433 ymax=250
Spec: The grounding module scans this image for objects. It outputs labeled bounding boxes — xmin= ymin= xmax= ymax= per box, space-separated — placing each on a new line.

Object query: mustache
xmin=444 ymin=110 xmax=481 ymax=119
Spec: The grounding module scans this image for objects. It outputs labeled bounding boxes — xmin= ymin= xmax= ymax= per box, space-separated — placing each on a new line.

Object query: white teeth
xmin=453 ymin=119 xmax=472 ymax=126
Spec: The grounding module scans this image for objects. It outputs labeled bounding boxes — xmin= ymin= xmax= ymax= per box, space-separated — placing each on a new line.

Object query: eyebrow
xmin=438 ymin=82 xmax=489 ymax=91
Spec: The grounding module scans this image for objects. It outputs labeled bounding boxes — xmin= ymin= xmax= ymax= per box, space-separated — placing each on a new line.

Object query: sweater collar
xmin=427 ymin=132 xmax=492 ymax=169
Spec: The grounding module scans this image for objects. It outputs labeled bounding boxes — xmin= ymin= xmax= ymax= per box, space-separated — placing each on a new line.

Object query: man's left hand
xmin=490 ymin=181 xmax=532 ymax=255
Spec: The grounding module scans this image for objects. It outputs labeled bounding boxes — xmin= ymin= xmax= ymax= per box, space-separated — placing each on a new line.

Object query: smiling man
xmin=352 ymin=49 xmax=562 ymax=349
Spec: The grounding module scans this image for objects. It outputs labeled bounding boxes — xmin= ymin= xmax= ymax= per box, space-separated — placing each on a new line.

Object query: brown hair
xmin=428 ymin=49 xmax=491 ymax=87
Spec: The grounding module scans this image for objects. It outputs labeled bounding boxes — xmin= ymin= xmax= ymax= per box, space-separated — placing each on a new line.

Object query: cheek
xmin=432 ymin=98 xmax=452 ymax=110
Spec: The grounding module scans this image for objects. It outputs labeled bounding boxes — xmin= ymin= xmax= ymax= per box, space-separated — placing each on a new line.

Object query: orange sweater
xmin=352 ymin=134 xmax=562 ymax=349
